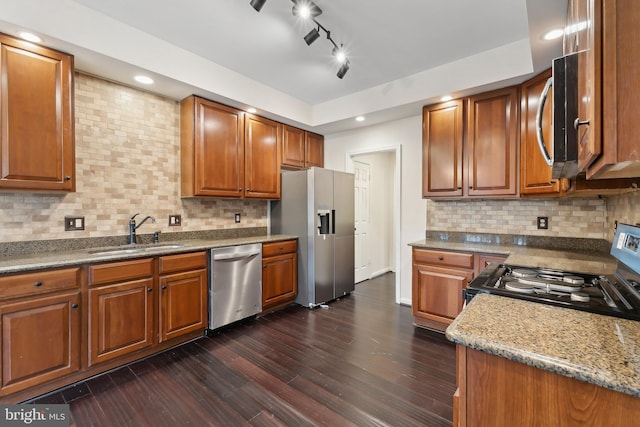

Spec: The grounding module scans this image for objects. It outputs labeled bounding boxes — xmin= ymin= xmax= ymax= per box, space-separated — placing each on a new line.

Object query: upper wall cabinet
xmin=0 ymin=33 xmax=75 ymax=192
xmin=180 ymin=96 xmax=281 ymax=199
xmin=422 ymin=87 xmax=519 ymax=199
xmin=567 ymin=0 xmax=640 ymax=179
xmin=281 ymin=125 xmax=324 ymax=169
xmin=520 ymin=69 xmax=570 ymax=197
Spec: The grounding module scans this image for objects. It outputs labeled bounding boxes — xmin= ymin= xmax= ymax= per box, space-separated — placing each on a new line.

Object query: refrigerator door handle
xmin=332 ymin=209 xmax=336 ymax=234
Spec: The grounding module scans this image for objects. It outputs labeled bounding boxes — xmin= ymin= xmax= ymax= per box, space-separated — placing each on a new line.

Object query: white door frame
xmin=345 ymin=145 xmax=402 ymax=304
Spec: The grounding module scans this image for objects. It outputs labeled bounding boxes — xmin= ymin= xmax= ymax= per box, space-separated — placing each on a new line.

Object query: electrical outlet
xmin=235 ymin=213 xmax=241 ymax=223
xmin=64 ymin=216 xmax=85 ymax=231
xmin=169 ymin=214 xmax=182 ymax=226
xmin=537 ymin=216 xmax=549 ymax=230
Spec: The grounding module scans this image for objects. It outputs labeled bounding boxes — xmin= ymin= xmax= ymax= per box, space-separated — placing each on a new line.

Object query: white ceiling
xmin=0 ymin=0 xmax=566 ymax=134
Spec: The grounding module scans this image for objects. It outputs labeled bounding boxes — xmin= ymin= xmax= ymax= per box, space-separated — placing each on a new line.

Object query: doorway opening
xmin=346 ymin=145 xmax=401 ymax=304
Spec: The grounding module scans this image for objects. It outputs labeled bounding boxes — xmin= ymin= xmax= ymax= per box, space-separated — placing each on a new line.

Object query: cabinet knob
xmin=71 ymin=303 xmax=78 ymax=309
xmin=64 ymin=176 xmax=71 ymax=181
xmin=147 ymin=287 xmax=153 ymax=292
xmin=438 ymin=256 xmax=444 ymax=261
xmin=162 ymin=285 xmax=167 ymax=290
xmin=34 ymin=281 xmax=42 ymax=287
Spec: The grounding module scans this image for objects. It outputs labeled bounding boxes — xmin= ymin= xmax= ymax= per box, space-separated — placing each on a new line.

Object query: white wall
xmin=352 ymin=152 xmax=395 ymax=277
xmin=324 ymin=115 xmax=425 ymax=305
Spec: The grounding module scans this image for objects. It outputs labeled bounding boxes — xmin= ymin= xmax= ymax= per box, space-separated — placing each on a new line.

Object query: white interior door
xmin=354 ymin=160 xmax=370 ymax=283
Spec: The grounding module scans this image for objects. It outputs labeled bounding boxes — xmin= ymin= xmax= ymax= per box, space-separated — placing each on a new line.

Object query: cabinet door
xmin=412 ymin=264 xmax=473 ymax=326
xmin=244 ymin=114 xmax=281 ymax=199
xmin=422 ymin=100 xmax=464 ymax=198
xmin=88 ymin=278 xmax=154 ymax=366
xmin=262 ymin=253 xmax=297 ymax=311
xmin=475 ymin=254 xmax=507 ymax=277
xmin=159 ymin=269 xmax=207 ymax=342
xmin=467 ymin=87 xmax=519 ymax=197
xmin=183 ymin=97 xmax=245 ymax=197
xmin=0 ymin=35 xmax=74 ymax=191
xmin=305 ymin=131 xmax=324 ymax=168
xmin=568 ymin=0 xmax=601 ymax=172
xmin=0 ymin=291 xmax=80 ymax=396
xmin=281 ymin=125 xmax=306 ymax=168
xmin=520 ymin=70 xmax=567 ymax=196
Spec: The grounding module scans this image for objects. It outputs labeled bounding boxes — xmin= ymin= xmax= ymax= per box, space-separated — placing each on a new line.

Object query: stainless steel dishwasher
xmin=209 ymin=243 xmax=262 ymax=330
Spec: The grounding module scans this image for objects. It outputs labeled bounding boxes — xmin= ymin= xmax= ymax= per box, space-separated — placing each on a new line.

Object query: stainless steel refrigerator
xmin=270 ymin=167 xmax=355 ymax=307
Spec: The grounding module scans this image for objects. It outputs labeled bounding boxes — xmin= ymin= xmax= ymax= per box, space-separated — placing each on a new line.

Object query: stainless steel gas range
xmin=465 ymin=223 xmax=640 ymax=321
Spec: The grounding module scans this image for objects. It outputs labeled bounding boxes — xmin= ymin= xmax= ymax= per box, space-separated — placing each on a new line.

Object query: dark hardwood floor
xmin=28 ymin=273 xmax=456 ymax=426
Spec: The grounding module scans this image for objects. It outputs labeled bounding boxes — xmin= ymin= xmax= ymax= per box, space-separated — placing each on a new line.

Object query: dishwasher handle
xmin=213 ymin=250 xmax=261 ymax=262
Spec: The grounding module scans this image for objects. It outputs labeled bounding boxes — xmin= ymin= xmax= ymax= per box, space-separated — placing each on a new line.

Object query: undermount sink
xmin=88 ymin=243 xmax=186 ymax=256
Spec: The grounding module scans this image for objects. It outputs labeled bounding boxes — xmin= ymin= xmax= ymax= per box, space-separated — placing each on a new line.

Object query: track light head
xmin=304 ymin=27 xmax=320 ymax=45
xmin=249 ymin=0 xmax=267 ymax=12
xmin=337 ymin=60 xmax=350 ymax=79
xmin=292 ymin=0 xmax=323 ymax=19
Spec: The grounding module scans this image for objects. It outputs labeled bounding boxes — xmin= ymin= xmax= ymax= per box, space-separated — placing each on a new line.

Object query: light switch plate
xmin=169 ymin=214 xmax=181 ymax=226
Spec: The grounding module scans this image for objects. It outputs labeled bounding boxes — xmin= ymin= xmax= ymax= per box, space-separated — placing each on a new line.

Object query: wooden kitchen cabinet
xmin=281 ymin=125 xmax=324 ymax=169
xmin=456 ymin=346 xmax=640 ymax=426
xmin=304 ymin=131 xmax=324 ymax=168
xmin=566 ymin=0 xmax=640 ymax=179
xmin=412 ymin=248 xmax=474 ymax=331
xmin=158 ymin=251 xmax=207 ymax=342
xmin=519 ymin=69 xmax=570 ymax=196
xmin=88 ymin=258 xmax=155 ymax=366
xmin=180 ymin=95 xmax=281 ymax=199
xmin=422 ymin=100 xmax=464 ymax=198
xmin=244 ymin=114 xmax=281 ymax=199
xmin=412 ymin=248 xmax=507 ymax=332
xmin=0 ymin=268 xmax=81 ymax=396
xmin=422 ymin=87 xmax=518 ymax=199
xmin=262 ymin=240 xmax=297 ymax=313
xmin=0 ymin=33 xmax=75 ymax=192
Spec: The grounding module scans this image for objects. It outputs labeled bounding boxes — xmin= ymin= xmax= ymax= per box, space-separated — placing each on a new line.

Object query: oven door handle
xmin=536 ymin=77 xmax=554 ymax=167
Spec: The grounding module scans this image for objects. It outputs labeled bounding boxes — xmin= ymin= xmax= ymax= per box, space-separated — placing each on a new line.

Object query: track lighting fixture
xmin=248 ymin=0 xmax=351 ymax=78
xmin=249 ymin=0 xmax=267 ymax=12
xmin=304 ymin=27 xmax=320 ymax=45
xmin=292 ymin=0 xmax=323 ymax=19
xmin=337 ymin=59 xmax=350 ymax=79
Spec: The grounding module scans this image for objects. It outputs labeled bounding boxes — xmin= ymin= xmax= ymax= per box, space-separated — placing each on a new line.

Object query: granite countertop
xmin=0 ymin=234 xmax=297 ymax=274
xmin=446 ymin=293 xmax=640 ymax=398
xmin=409 ymin=238 xmax=618 ymax=275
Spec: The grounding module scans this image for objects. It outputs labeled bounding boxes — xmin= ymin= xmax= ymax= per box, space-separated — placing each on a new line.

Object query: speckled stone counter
xmin=409 ymin=238 xmax=618 ymax=275
xmin=0 ymin=234 xmax=297 ymax=274
xmin=446 ymin=293 xmax=640 ymax=398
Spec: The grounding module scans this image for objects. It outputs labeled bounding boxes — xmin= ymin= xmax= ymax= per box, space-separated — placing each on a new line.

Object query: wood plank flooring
xmin=27 ymin=273 xmax=456 ymax=426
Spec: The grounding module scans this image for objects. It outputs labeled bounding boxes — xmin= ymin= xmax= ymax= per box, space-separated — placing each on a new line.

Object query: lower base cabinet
xmin=0 ymin=291 xmax=81 ymax=396
xmin=456 ymin=346 xmax=640 ymax=426
xmin=412 ymin=248 xmax=506 ymax=331
xmin=262 ymin=240 xmax=297 ymax=313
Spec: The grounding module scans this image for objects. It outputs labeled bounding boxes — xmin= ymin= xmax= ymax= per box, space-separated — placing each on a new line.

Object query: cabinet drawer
xmin=262 ymin=240 xmax=297 ymax=258
xmin=89 ymin=258 xmax=154 ymax=286
xmin=0 ymin=268 xmax=80 ymax=300
xmin=413 ymin=248 xmax=474 ymax=269
xmin=159 ymin=251 xmax=207 ymax=275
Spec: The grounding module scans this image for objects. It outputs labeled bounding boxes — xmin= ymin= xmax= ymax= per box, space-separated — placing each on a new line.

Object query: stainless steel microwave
xmin=536 ymin=52 xmax=581 ymax=179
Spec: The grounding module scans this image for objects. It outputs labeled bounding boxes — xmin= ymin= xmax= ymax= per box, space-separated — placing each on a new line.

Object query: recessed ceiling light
xmin=18 ymin=31 xmax=42 ymax=43
xmin=134 ymin=75 xmax=154 ymax=85
xmin=355 ymin=116 xmax=365 ymax=122
xmin=247 ymin=108 xmax=257 ymax=114
xmin=441 ymin=95 xmax=453 ymax=102
xmin=543 ymin=28 xmax=564 ymax=41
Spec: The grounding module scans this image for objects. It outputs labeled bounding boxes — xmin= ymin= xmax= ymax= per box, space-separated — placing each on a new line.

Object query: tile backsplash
xmin=427 ymin=190 xmax=640 ymax=242
xmin=0 ymin=73 xmax=266 ymax=243
xmin=427 ymin=197 xmax=607 ymax=239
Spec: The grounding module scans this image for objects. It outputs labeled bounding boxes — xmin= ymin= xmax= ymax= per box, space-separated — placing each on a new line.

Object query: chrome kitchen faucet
xmin=129 ymin=213 xmax=156 ymax=244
